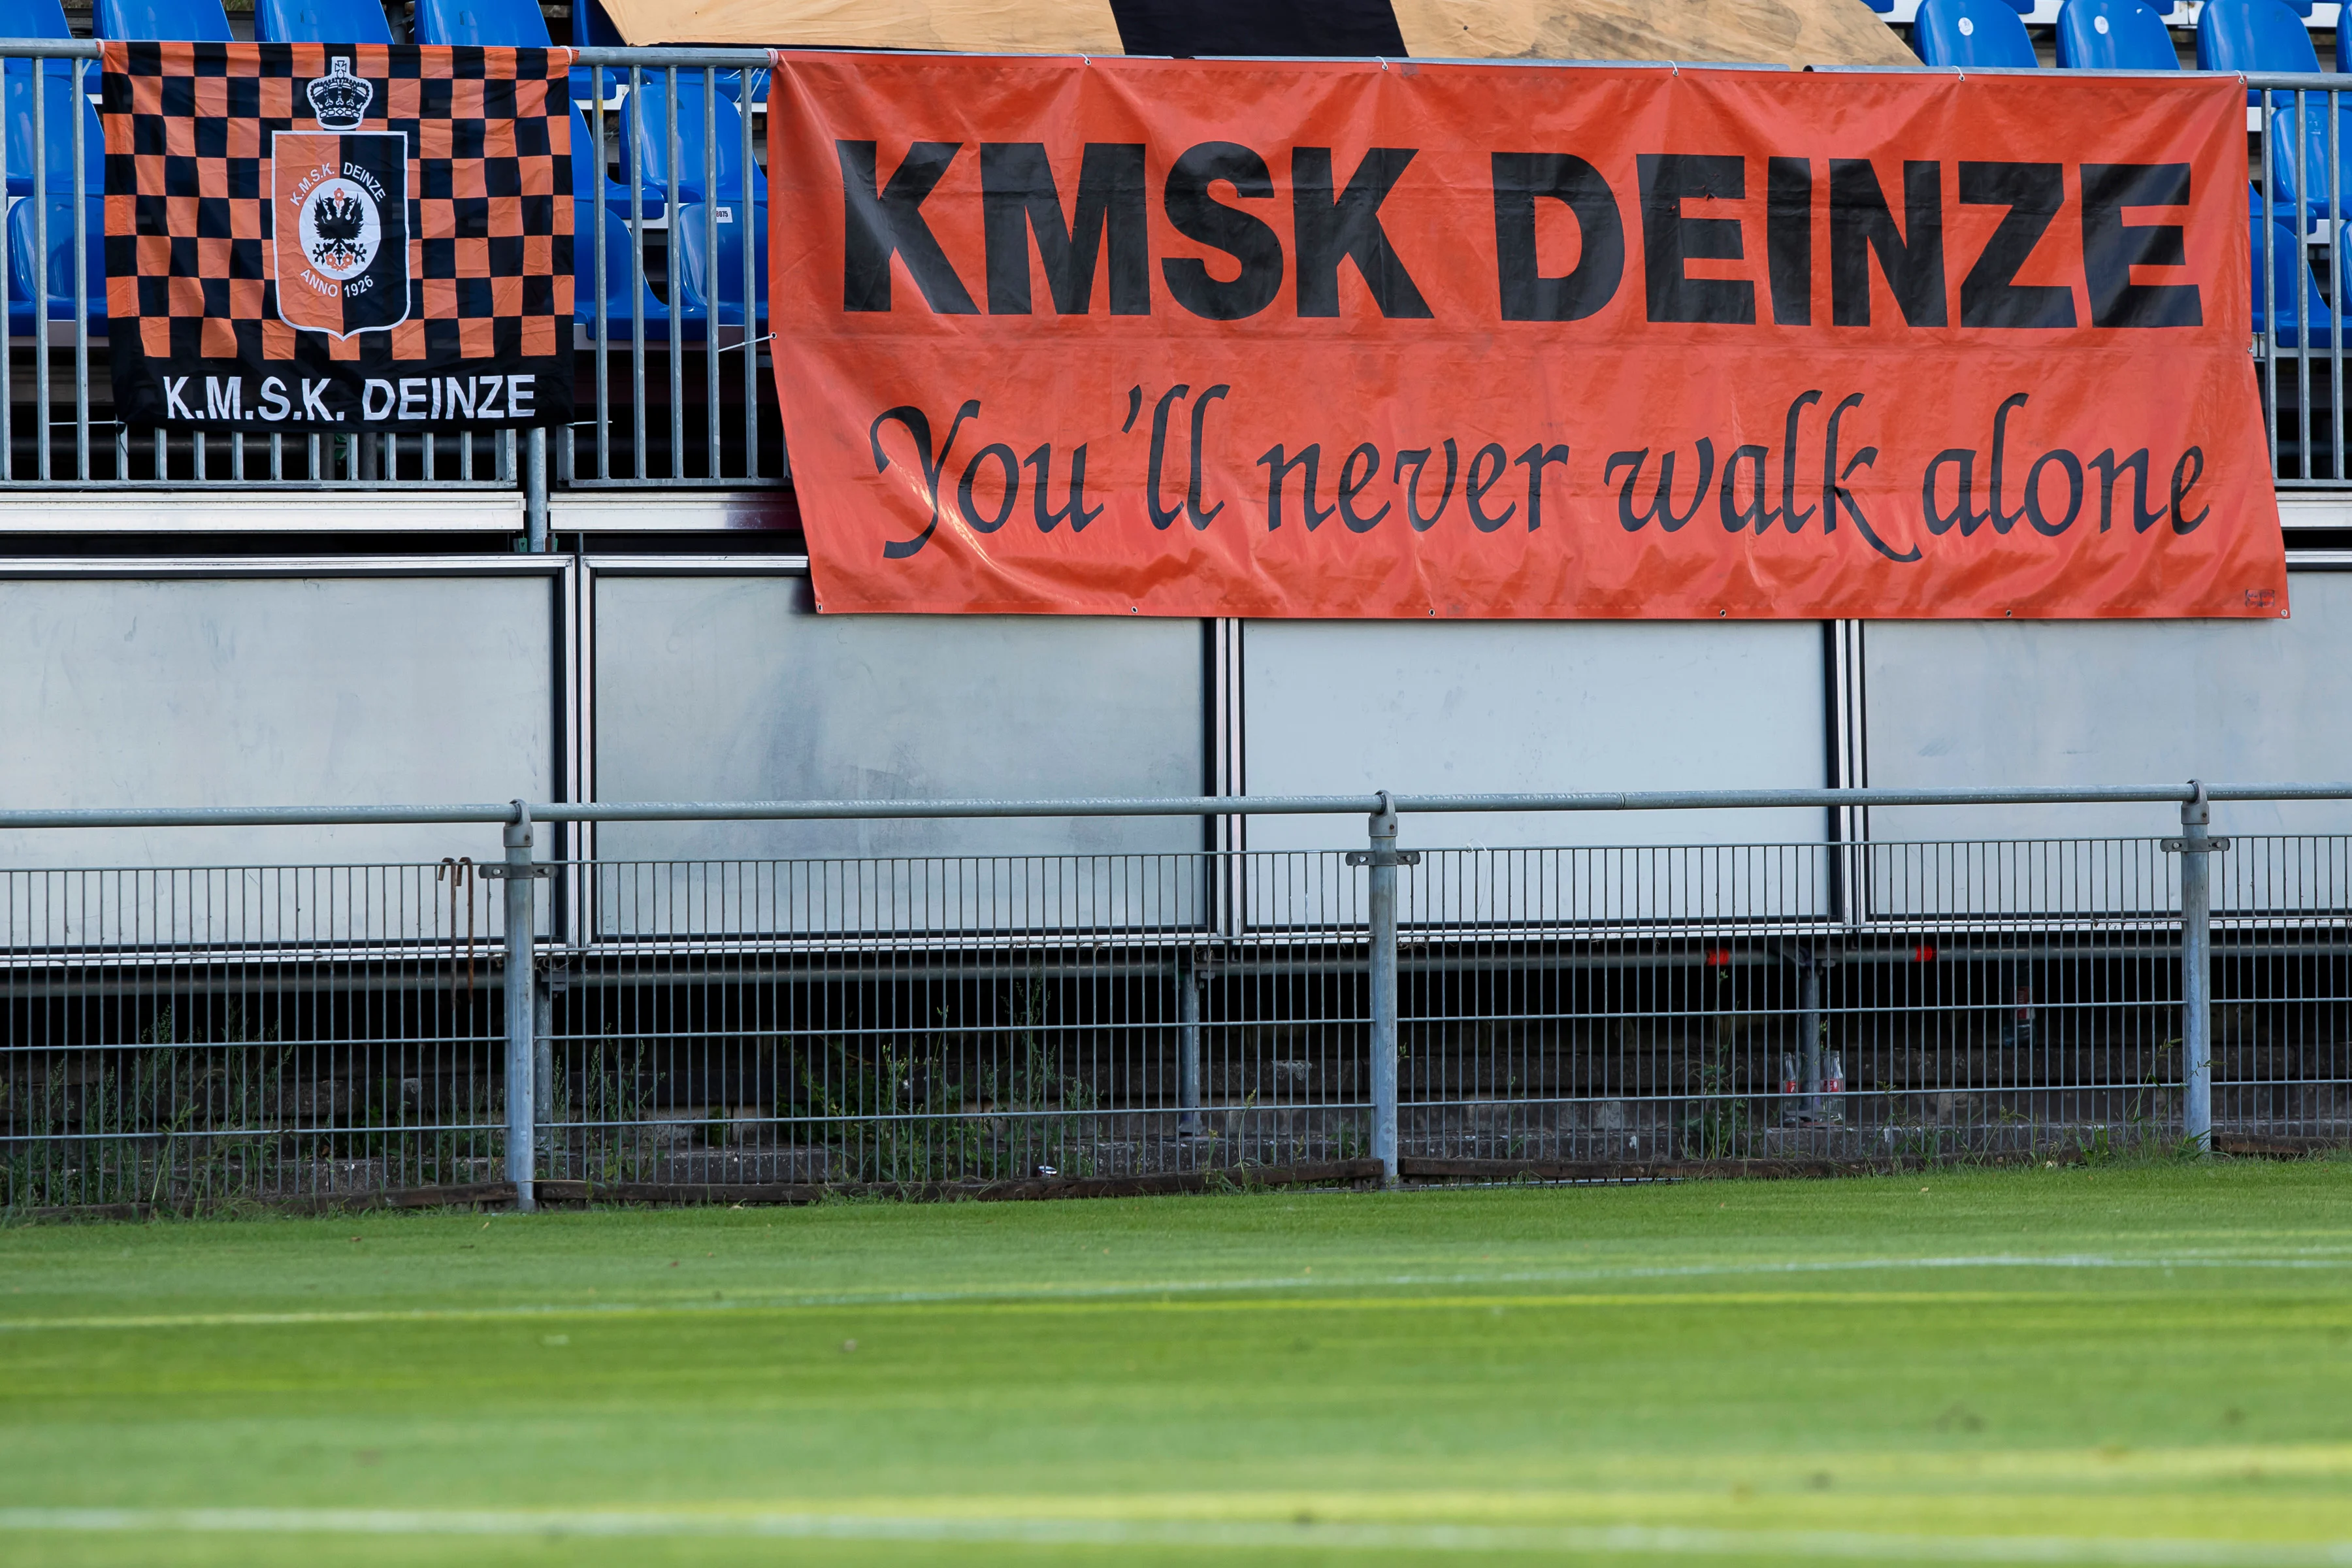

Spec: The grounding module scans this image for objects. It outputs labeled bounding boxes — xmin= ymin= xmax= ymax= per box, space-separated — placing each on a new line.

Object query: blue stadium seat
xmin=575 ymin=205 xmax=669 ymax=334
xmin=2249 ymin=215 xmax=2350 ymax=341
xmin=622 ymin=75 xmax=764 ymax=216
xmin=1912 ymin=0 xmax=2039 ymax=69
xmin=3 ymin=59 xmax=104 ymax=199
xmin=0 ymin=0 xmax=73 ymax=37
xmin=671 ymin=199 xmax=766 ymax=331
xmin=569 ymin=96 xmax=666 ymax=333
xmin=411 ymin=0 xmax=547 ymax=46
xmin=93 ymin=0 xmax=233 ymax=41
xmin=2053 ymin=0 xmax=2178 ymax=68
xmin=5 ymin=195 xmax=103 ymax=336
xmin=571 ymin=103 xmax=631 ymax=211
xmin=255 ymin=0 xmax=393 ymax=44
xmin=2197 ymin=0 xmax=2320 ymax=102
xmin=569 ymin=0 xmax=628 ymax=108
xmin=572 ymin=0 xmax=621 ymax=46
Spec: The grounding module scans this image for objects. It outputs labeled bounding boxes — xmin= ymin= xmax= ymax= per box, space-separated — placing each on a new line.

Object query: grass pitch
xmin=1 ymin=1162 xmax=2348 ymax=1566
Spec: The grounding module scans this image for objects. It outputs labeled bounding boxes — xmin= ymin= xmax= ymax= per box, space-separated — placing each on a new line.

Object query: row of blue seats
xmin=1917 ymin=0 xmax=2349 ymax=73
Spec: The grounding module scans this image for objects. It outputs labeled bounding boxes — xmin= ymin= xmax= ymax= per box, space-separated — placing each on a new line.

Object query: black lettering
xmin=1257 ymin=443 xmax=1334 ymax=531
xmin=1466 ymin=443 xmax=1516 ymax=531
xmin=1605 ymin=440 xmax=1714 ymax=532
xmin=2081 ymin=163 xmax=2201 ymax=328
xmin=1338 ymin=443 xmax=1388 ymax=532
xmin=1188 ymin=385 xmax=1228 ymax=530
xmin=1830 ymin=159 xmax=1946 ymax=327
xmin=1638 ymin=154 xmax=1754 ymax=324
xmin=1987 ymin=392 xmax=2029 ymax=534
xmin=1825 ymin=393 xmax=1918 ymax=563
xmin=2025 ymin=449 xmax=2083 ymax=536
xmin=2088 ymin=448 xmax=2166 ymax=532
xmin=1923 ymin=448 xmax=1989 ymax=536
xmin=1958 ymin=162 xmax=2076 ymax=329
xmin=1026 ymin=442 xmax=1103 ymax=533
xmin=1767 ymin=156 xmax=1812 ymax=325
xmin=839 ymin=140 xmax=978 ymax=314
xmin=1292 ymin=146 xmax=1431 ymax=318
xmin=870 ymin=399 xmax=981 ymax=559
xmin=956 ymin=442 xmax=1019 ymax=533
xmin=1782 ymin=390 xmax=1821 ymax=531
xmin=1720 ymin=444 xmax=1778 ymax=533
xmin=1392 ymin=440 xmax=1459 ymax=530
xmin=981 ymin=142 xmax=1149 ymax=316
xmin=1491 ymin=152 xmax=1624 ymax=322
xmin=1163 ymin=142 xmax=1282 ymax=321
xmin=2171 ymin=447 xmax=2209 ymax=532
xmin=1515 ymin=442 xmax=1571 ymax=531
xmin=1147 ymin=384 xmax=1191 ymax=531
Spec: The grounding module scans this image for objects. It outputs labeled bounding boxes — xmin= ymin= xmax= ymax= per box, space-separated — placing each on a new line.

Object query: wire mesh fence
xmin=5 ymin=793 xmax=2347 ymax=1212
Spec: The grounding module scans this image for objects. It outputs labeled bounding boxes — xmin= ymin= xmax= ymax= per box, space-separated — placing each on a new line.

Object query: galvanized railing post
xmin=525 ymin=426 xmax=549 ymax=552
xmin=2178 ymin=781 xmax=2215 ymax=1155
xmin=503 ymin=801 xmax=538 ymax=1209
xmin=1177 ymin=949 xmax=1204 ymax=1137
xmin=1355 ymin=791 xmax=1405 ymax=1186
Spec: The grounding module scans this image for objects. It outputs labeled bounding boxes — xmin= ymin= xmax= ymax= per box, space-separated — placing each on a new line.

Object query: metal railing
xmin=4 ymin=780 xmax=2347 ymax=1214
xmin=1 ymin=44 xmax=2344 ymax=500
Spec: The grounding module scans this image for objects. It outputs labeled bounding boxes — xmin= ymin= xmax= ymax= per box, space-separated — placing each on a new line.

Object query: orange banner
xmin=765 ymin=55 xmax=2287 ymax=619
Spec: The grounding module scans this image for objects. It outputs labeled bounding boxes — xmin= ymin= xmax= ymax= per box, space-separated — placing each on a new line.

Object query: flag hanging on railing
xmin=101 ymin=42 xmax=572 ymax=433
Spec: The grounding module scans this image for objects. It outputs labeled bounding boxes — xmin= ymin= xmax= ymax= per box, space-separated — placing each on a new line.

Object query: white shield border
xmin=269 ymin=127 xmax=412 ymax=342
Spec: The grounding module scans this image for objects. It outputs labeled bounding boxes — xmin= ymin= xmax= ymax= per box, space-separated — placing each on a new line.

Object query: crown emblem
xmin=306 ymin=57 xmax=372 ymax=131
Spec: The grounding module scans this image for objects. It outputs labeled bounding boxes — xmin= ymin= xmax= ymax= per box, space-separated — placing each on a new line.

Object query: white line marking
xmin=1 ymin=1509 xmax=2347 ymax=1563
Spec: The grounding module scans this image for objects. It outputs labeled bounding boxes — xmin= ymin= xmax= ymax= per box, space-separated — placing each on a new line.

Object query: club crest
xmin=270 ymin=129 xmax=410 ymax=338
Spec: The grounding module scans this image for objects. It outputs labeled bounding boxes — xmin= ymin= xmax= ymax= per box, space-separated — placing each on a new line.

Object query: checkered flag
xmin=102 ymin=41 xmax=573 ymax=432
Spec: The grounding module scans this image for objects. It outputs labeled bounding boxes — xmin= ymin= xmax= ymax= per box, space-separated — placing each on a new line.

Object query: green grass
xmin=1 ymin=1161 xmax=2349 ymax=1565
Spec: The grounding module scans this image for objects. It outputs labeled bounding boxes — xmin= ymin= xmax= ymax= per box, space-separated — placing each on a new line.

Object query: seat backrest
xmin=2054 ymin=0 xmax=2178 ymax=69
xmin=2196 ymin=0 xmax=2320 ymax=73
xmin=3 ymin=62 xmax=105 ymax=194
xmin=575 ymin=206 xmax=664 ymax=321
xmin=7 ymin=195 xmax=103 ymax=309
xmin=411 ymin=0 xmax=549 ymax=48
xmin=672 ymin=199 xmax=765 ymax=322
xmin=255 ymin=0 xmax=393 ymax=44
xmin=573 ymin=0 xmax=623 ymax=47
xmin=93 ymin=0 xmax=233 ymax=41
xmin=625 ymin=76 xmax=757 ymax=198
xmin=2249 ymin=214 xmax=2334 ymax=336
xmin=1912 ymin=0 xmax=2039 ymax=69
xmin=0 ymin=0 xmax=75 ymax=38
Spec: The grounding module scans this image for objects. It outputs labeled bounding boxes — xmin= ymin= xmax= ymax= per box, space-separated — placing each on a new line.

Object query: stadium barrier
xmin=3 ymin=781 xmax=2347 ymax=1214
xmin=3 ymin=44 xmax=2351 ymax=497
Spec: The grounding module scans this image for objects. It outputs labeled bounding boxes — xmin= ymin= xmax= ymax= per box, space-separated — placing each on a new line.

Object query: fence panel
xmin=0 ymin=860 xmax=526 ymax=1207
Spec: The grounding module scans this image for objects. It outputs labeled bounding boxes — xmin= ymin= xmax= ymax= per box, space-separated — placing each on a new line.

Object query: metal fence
xmin=0 ymin=45 xmax=2345 ymax=500
xmin=3 ymin=781 xmax=2345 ymax=1213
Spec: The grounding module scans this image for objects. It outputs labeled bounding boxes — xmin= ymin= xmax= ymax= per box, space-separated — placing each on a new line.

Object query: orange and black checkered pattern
xmin=101 ymin=41 xmax=572 ymax=425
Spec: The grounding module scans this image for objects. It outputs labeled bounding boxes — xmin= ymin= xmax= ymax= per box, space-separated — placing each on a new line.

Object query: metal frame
xmin=0 ymin=777 xmax=2336 ymax=1211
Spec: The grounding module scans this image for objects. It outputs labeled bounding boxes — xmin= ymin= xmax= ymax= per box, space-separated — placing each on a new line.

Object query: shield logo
xmin=270 ymin=129 xmax=410 ymax=338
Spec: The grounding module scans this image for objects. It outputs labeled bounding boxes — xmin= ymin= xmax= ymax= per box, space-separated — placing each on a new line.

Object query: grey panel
xmin=1241 ymin=620 xmax=1831 ymax=923
xmin=1863 ymin=571 xmax=2352 ymax=915
xmin=0 ymin=574 xmax=554 ymax=943
xmin=591 ymin=576 xmax=1205 ymax=932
